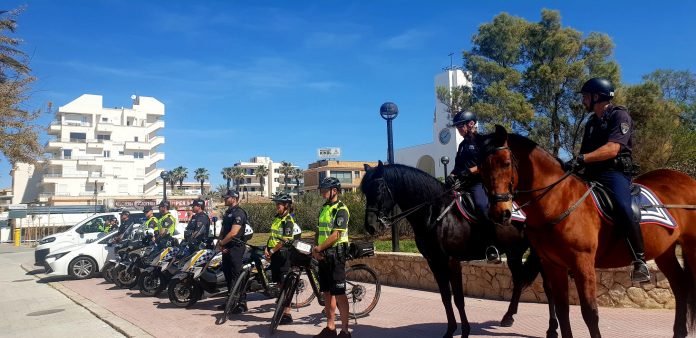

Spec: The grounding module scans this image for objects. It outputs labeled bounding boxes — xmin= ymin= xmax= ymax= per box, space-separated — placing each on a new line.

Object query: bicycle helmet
xmin=319 ymin=177 xmax=341 ymax=190
xmin=271 ymin=192 xmax=293 ymax=204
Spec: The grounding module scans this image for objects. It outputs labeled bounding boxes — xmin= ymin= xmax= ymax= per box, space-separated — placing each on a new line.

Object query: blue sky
xmin=2 ymin=1 xmax=695 ymax=189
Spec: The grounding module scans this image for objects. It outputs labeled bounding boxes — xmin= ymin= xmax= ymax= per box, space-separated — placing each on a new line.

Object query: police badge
xmin=620 ymin=122 xmax=630 ymax=134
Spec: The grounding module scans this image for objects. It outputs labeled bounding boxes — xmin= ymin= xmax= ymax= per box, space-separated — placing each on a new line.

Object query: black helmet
xmin=224 ymin=190 xmax=240 ymax=199
xmin=319 ymin=177 xmax=341 ymax=190
xmin=579 ymin=77 xmax=615 ymax=100
xmin=450 ymin=111 xmax=477 ymax=127
xmin=158 ymin=200 xmax=170 ymax=208
xmin=271 ymin=192 xmax=292 ymax=204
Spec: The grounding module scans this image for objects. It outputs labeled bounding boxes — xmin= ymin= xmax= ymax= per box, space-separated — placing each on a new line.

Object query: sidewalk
xmin=0 ymin=248 xmax=124 ymax=337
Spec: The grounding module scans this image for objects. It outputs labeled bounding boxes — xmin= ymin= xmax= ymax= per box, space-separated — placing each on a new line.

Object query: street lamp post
xmin=441 ymin=156 xmax=450 ymax=179
xmin=94 ymin=181 xmax=98 ymax=213
xmin=160 ymin=171 xmax=170 ymax=200
xmin=380 ymin=102 xmax=400 ymax=252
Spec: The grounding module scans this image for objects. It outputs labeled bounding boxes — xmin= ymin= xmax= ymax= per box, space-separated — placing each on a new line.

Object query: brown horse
xmin=476 ymin=125 xmax=696 ymax=338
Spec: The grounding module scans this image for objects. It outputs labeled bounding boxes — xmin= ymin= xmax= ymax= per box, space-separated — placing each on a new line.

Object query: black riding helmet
xmin=450 ymin=111 xmax=477 ymax=127
xmin=271 ymin=192 xmax=292 ymax=204
xmin=579 ymin=77 xmax=615 ymax=101
xmin=319 ymin=177 xmax=341 ymax=190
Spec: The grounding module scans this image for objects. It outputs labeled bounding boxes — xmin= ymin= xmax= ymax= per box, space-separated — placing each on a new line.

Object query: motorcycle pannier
xmin=349 ymin=241 xmax=375 ymax=259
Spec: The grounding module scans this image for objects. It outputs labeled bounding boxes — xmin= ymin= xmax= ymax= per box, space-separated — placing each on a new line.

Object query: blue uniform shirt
xmin=580 ymin=105 xmax=634 ymax=174
xmin=451 ymin=134 xmax=481 ymax=183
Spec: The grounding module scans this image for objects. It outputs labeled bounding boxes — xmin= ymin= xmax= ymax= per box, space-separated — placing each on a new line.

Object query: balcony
xmin=124 ymin=140 xmax=151 ymax=150
xmin=86 ymin=140 xmax=105 ymax=148
xmin=48 ymin=121 xmax=61 ymax=134
xmin=77 ymin=156 xmax=101 ymax=166
xmin=149 ymin=136 xmax=164 ymax=148
xmin=144 ymin=168 xmax=162 ymax=183
xmin=96 ymin=122 xmax=115 ymax=132
xmin=145 ymin=120 xmax=164 ymax=135
xmin=147 ymin=152 xmax=165 ymax=166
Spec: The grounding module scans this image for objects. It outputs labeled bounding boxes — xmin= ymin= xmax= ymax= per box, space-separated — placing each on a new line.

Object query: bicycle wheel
xmin=224 ymin=270 xmax=249 ymax=319
xmin=290 ymin=271 xmax=316 ymax=308
xmin=270 ymin=274 xmax=298 ymax=334
xmin=345 ymin=264 xmax=381 ymax=318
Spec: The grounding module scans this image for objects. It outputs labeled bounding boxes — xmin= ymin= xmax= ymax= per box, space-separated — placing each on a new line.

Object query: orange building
xmin=302 ymin=160 xmax=379 ymax=193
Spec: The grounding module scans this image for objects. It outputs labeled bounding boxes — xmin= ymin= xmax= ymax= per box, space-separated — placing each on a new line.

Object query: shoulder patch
xmin=621 ymin=122 xmax=630 ymax=134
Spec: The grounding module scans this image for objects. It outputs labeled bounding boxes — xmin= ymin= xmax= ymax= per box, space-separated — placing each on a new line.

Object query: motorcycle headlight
xmin=46 ymin=251 xmax=70 ymax=260
xmin=39 ymin=237 xmax=56 ymax=244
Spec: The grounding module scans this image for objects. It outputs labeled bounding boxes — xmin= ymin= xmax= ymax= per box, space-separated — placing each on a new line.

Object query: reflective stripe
xmin=267 ymin=214 xmax=295 ymax=248
xmin=317 ymin=201 xmax=349 ymax=247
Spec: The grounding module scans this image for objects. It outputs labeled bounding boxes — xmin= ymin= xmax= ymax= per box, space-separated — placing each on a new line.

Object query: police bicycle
xmin=269 ymin=240 xmax=380 ymax=334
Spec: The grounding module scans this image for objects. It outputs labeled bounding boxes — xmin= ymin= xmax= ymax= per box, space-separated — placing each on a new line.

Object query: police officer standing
xmin=114 ymin=210 xmax=135 ymax=242
xmin=216 ymin=190 xmax=248 ymax=313
xmin=569 ymin=77 xmax=649 ymax=283
xmin=187 ymin=198 xmax=210 ymax=246
xmin=445 ymin=111 xmax=500 ymax=264
xmin=156 ymin=200 xmax=178 ymax=238
xmin=312 ymin=177 xmax=351 ymax=338
xmin=264 ymin=192 xmax=300 ymax=325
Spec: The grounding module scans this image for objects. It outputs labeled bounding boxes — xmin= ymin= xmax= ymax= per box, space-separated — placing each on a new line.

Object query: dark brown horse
xmin=361 ymin=161 xmax=558 ymax=338
xmin=477 ymin=125 xmax=696 ymax=338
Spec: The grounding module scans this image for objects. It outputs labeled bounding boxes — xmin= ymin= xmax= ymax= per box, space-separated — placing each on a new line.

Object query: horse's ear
xmin=494 ymin=124 xmax=508 ymax=146
xmin=377 ymin=160 xmax=383 ymax=167
xmin=364 ymin=163 xmax=372 ymax=171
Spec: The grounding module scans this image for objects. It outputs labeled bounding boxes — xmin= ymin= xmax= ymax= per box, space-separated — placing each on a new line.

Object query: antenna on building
xmin=442 ymin=52 xmax=462 ymax=71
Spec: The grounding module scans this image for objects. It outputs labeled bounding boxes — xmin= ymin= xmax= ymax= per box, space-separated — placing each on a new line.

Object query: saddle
xmin=590 ymin=183 xmax=677 ymax=229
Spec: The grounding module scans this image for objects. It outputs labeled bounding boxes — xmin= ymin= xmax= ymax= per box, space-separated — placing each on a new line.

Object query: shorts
xmin=318 ymin=252 xmax=346 ymax=295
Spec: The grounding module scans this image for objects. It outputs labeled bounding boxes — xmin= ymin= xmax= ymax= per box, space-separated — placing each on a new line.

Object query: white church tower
xmin=395 ymin=68 xmax=471 ymax=177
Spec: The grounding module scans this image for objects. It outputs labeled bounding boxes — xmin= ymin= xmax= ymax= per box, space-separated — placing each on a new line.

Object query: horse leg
xmin=677 ymin=241 xmax=696 ymax=337
xmin=571 ymin=258 xmax=601 ymax=338
xmin=500 ymin=247 xmax=525 ymax=327
xmin=427 ymin=259 xmax=458 ymax=338
xmin=654 ymin=245 xmax=687 ymax=338
xmin=448 ymin=258 xmax=470 ymax=337
xmin=545 ymin=264 xmax=572 ymax=338
xmin=540 ymin=267 xmax=559 ymax=338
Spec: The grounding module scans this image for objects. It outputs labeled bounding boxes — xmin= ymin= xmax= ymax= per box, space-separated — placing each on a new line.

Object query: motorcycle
xmin=167 ymin=249 xmax=225 ymax=307
xmin=137 ymin=238 xmax=196 ymax=297
xmin=113 ymin=229 xmax=157 ymax=289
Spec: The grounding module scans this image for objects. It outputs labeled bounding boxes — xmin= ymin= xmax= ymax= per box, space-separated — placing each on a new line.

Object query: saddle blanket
xmin=590 ymin=183 xmax=678 ymax=229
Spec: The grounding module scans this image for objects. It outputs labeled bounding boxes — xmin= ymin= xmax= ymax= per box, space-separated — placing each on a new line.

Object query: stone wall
xmin=351 ymin=252 xmax=675 ymax=309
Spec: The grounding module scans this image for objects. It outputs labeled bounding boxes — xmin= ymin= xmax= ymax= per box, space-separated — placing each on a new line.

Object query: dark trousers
xmin=464 ymin=182 xmax=490 ymax=221
xmin=222 ymin=245 xmax=245 ymax=301
xmin=591 ymin=171 xmax=645 ymax=254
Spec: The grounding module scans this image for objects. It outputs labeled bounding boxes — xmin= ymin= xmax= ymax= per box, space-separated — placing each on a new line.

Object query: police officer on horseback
xmin=569 ymin=77 xmax=650 ymax=283
xmin=446 ymin=111 xmax=500 ymax=264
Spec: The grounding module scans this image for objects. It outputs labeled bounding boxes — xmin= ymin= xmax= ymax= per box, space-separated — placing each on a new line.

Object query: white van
xmin=34 ymin=211 xmax=186 ymax=266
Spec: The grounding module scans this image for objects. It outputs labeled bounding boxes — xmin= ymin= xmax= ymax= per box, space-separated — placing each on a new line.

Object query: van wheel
xmin=69 ymin=256 xmax=97 ymax=279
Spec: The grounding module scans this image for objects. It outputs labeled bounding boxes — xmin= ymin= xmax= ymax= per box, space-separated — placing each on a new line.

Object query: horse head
xmin=478 ymin=125 xmax=518 ymax=227
xmin=360 ymin=161 xmax=396 ymax=235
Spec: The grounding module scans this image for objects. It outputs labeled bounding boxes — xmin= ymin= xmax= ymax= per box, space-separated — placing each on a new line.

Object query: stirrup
xmin=485 ymin=246 xmax=502 ymax=264
xmin=631 ymin=260 xmax=651 ymax=283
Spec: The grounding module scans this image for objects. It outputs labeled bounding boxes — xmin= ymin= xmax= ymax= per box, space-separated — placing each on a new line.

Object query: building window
xmin=330 ymin=171 xmax=352 ymax=184
xmin=118 ymin=151 xmax=124 ymax=156
xmin=97 ymin=134 xmax=110 ymax=141
xmin=63 ymin=149 xmax=72 ymax=159
xmin=354 ymin=171 xmax=361 ymax=178
xmin=133 ymin=152 xmax=144 ymax=159
xmin=134 ymin=136 xmax=139 ymax=142
xmin=101 ymin=117 xmax=108 ymax=122
xmin=69 ymin=132 xmax=86 ymax=143
xmin=103 ymin=150 xmax=110 ymax=158
xmin=119 ymin=184 xmax=128 ymax=193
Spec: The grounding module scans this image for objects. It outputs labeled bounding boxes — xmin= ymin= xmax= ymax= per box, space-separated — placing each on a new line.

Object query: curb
xmin=21 ymin=263 xmax=154 ymax=338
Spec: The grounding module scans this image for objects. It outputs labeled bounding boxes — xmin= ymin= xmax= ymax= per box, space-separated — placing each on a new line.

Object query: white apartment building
xmin=395 ymin=69 xmax=470 ymax=177
xmin=12 ymin=94 xmax=166 ymax=205
xmin=232 ymin=157 xmax=300 ymax=197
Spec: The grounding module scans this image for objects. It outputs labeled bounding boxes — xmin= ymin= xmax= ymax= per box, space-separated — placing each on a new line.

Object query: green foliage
xmin=374 ymin=239 xmax=419 ymax=253
xmin=460 ymin=9 xmax=619 ymax=156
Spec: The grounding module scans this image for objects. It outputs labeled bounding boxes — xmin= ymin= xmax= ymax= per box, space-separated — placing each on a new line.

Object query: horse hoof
xmin=500 ymin=316 xmax=514 ymax=327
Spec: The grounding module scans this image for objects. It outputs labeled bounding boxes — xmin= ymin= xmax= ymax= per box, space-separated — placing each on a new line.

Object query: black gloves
xmin=445 ymin=175 xmax=459 ymax=189
xmin=563 ymin=154 xmax=585 ymax=172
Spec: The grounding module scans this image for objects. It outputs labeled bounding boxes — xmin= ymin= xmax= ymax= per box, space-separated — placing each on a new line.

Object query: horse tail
xmin=519 ymin=248 xmax=542 ymax=289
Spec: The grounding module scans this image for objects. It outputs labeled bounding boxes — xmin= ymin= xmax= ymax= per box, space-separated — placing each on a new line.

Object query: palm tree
xmin=255 ymin=165 xmax=269 ymax=196
xmin=172 ymin=166 xmax=188 ymax=189
xmin=194 ymin=168 xmax=209 ymax=194
xmin=279 ymin=161 xmax=294 ymax=192
xmin=221 ymin=167 xmax=234 ymax=191
xmin=292 ymin=167 xmax=304 ymax=194
xmin=0 ymin=9 xmax=30 ymax=81
xmin=232 ymin=166 xmax=245 ymax=193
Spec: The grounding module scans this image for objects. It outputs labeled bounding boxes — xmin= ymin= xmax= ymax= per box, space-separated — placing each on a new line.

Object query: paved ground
xmin=0 ymin=244 xmax=123 ymax=338
xmin=2 ymin=244 xmax=687 ymax=337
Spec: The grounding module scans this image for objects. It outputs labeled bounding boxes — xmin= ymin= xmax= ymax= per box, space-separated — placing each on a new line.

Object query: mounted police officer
xmin=445 ymin=111 xmax=501 ymax=264
xmin=156 ymin=200 xmax=177 ymax=239
xmin=186 ymin=198 xmax=210 ymax=246
xmin=568 ymin=77 xmax=649 ymax=283
xmin=312 ymin=177 xmax=351 ymax=338
xmin=264 ymin=192 xmax=301 ymax=325
xmin=216 ymin=190 xmax=248 ymax=313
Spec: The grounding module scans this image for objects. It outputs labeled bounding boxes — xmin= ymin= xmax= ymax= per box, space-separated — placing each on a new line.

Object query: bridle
xmin=483 ymin=146 xmax=516 ymax=204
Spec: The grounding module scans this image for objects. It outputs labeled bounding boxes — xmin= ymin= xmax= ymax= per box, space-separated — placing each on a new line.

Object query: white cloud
xmin=384 ymin=28 xmax=433 ymax=49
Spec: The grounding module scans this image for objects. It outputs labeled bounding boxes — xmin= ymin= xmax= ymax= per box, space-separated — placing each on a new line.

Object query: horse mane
xmin=478 ymin=132 xmax=565 ymax=168
xmin=362 ymin=163 xmax=445 ymax=201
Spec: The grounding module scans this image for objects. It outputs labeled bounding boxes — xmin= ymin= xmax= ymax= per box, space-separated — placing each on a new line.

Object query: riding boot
xmin=626 ymin=219 xmax=650 ymax=283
